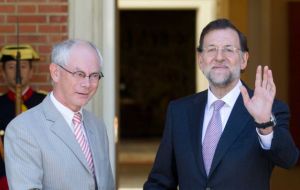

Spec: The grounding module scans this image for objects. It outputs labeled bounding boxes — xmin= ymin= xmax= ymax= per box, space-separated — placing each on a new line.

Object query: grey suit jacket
xmin=4 ymin=95 xmax=115 ymax=190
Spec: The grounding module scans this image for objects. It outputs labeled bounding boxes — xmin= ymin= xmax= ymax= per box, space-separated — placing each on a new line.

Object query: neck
xmin=209 ymin=80 xmax=239 ymax=99
xmin=52 ymin=90 xmax=81 ymax=112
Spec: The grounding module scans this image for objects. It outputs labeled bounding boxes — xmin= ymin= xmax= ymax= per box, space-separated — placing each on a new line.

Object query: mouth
xmin=76 ymin=92 xmax=89 ymax=96
xmin=212 ymin=65 xmax=228 ymax=70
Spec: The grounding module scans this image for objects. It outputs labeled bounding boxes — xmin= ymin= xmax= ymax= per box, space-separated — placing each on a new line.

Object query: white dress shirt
xmin=50 ymin=92 xmax=88 ymax=139
xmin=201 ymin=80 xmax=273 ymax=150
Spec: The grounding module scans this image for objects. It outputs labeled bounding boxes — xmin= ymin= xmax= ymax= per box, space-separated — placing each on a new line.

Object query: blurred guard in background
xmin=0 ymin=45 xmax=46 ymax=190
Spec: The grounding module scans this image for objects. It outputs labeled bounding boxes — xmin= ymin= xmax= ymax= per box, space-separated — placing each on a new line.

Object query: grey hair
xmin=51 ymin=39 xmax=103 ymax=67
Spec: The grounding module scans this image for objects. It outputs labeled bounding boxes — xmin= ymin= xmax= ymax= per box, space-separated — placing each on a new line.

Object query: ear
xmin=240 ymin=52 xmax=249 ymax=70
xmin=0 ymin=67 xmax=6 ymax=80
xmin=49 ymin=63 xmax=59 ymax=82
xmin=197 ymin=52 xmax=204 ymax=71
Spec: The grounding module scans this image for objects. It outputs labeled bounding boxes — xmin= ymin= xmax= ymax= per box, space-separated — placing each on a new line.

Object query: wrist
xmin=258 ymin=127 xmax=273 ymax=135
xmin=254 ymin=113 xmax=272 ymax=123
xmin=255 ymin=113 xmax=277 ymax=129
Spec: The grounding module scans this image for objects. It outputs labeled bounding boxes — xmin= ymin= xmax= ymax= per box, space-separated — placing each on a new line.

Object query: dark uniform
xmin=0 ymin=44 xmax=44 ymax=189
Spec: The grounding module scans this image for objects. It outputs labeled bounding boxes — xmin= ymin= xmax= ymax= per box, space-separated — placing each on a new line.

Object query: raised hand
xmin=240 ymin=65 xmax=276 ymax=127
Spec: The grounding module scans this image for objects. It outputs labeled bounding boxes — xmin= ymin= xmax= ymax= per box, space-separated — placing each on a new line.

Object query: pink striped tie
xmin=202 ymin=100 xmax=225 ymax=175
xmin=72 ymin=112 xmax=95 ymax=174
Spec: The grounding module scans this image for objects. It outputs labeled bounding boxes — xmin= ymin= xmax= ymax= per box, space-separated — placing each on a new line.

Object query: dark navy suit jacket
xmin=144 ymin=88 xmax=299 ymax=190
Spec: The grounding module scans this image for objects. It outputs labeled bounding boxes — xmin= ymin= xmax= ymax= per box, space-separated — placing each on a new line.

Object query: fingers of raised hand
xmin=255 ymin=65 xmax=276 ymax=97
xmin=262 ymin=66 xmax=268 ymax=89
xmin=267 ymin=69 xmax=276 ymax=96
xmin=240 ymin=85 xmax=250 ymax=105
xmin=255 ymin=65 xmax=262 ymax=89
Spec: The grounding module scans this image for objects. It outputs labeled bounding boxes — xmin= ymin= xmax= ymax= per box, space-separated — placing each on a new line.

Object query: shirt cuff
xmin=256 ymin=128 xmax=273 ymax=150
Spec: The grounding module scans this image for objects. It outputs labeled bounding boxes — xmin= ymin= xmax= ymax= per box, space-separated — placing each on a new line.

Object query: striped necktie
xmin=72 ymin=112 xmax=95 ymax=174
xmin=202 ymin=100 xmax=225 ymax=175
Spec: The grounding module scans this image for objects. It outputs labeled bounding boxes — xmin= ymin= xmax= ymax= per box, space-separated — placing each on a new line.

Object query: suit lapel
xmin=42 ymin=95 xmax=91 ymax=173
xmin=187 ymin=91 xmax=208 ymax=178
xmin=83 ymin=112 xmax=113 ymax=187
xmin=83 ymin=111 xmax=105 ymax=178
xmin=209 ymin=94 xmax=251 ymax=175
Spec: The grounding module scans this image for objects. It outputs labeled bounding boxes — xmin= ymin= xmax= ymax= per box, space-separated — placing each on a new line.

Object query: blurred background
xmin=0 ymin=0 xmax=299 ymax=189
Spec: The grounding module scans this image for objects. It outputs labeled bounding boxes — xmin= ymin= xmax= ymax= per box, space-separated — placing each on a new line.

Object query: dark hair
xmin=1 ymin=55 xmax=33 ymax=69
xmin=197 ymin=18 xmax=249 ymax=52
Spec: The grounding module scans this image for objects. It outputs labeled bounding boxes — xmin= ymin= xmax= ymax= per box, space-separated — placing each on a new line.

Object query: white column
xmin=68 ymin=0 xmax=116 ymax=178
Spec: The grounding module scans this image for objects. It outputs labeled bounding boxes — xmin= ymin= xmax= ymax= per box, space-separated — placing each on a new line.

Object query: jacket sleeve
xmin=144 ymin=102 xmax=178 ymax=190
xmin=4 ymin=118 xmax=43 ymax=190
xmin=266 ymin=100 xmax=299 ymax=168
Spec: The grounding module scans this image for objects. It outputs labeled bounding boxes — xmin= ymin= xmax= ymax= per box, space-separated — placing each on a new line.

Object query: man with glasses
xmin=4 ymin=39 xmax=115 ymax=190
xmin=144 ymin=19 xmax=299 ymax=189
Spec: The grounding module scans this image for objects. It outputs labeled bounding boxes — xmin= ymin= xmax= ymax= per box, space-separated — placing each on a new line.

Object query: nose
xmin=80 ymin=76 xmax=91 ymax=87
xmin=215 ymin=48 xmax=225 ymax=61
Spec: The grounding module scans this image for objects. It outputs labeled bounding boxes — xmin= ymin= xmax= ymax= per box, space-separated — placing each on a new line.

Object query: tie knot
xmin=73 ymin=112 xmax=82 ymax=125
xmin=213 ymin=100 xmax=225 ymax=111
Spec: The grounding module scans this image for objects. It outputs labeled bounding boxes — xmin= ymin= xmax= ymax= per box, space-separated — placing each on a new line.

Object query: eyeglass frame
xmin=200 ymin=45 xmax=242 ymax=57
xmin=57 ymin=64 xmax=104 ymax=82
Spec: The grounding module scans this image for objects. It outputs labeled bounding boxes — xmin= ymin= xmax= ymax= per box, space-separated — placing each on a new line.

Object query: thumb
xmin=240 ymin=86 xmax=250 ymax=106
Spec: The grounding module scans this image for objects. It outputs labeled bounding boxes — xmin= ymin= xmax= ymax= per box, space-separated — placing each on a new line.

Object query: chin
xmin=210 ymin=75 xmax=228 ymax=84
xmin=79 ymin=99 xmax=89 ymax=106
xmin=209 ymin=76 xmax=233 ymax=87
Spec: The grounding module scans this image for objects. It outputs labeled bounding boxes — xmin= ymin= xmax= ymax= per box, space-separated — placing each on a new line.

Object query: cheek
xmin=240 ymin=61 xmax=247 ymax=70
xmin=88 ymin=84 xmax=99 ymax=96
xmin=6 ymin=71 xmax=15 ymax=78
xmin=21 ymin=70 xmax=31 ymax=76
xmin=200 ymin=61 xmax=212 ymax=72
xmin=67 ymin=81 xmax=77 ymax=92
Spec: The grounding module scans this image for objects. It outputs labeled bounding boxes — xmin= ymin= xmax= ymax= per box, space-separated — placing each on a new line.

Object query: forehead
xmin=203 ymin=28 xmax=240 ymax=47
xmin=4 ymin=60 xmax=30 ymax=67
xmin=67 ymin=44 xmax=100 ymax=69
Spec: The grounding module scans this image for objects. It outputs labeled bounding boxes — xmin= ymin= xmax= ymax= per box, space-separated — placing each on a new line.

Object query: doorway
xmin=119 ymin=10 xmax=196 ymax=139
xmin=118 ymin=10 xmax=196 ymax=189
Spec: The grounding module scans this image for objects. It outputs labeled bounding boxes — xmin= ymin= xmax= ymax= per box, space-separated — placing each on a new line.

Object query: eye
xmin=7 ymin=65 xmax=16 ymax=70
xmin=224 ymin=47 xmax=234 ymax=53
xmin=21 ymin=64 xmax=28 ymax=69
xmin=74 ymin=71 xmax=86 ymax=78
xmin=207 ymin=47 xmax=217 ymax=52
xmin=90 ymin=73 xmax=100 ymax=80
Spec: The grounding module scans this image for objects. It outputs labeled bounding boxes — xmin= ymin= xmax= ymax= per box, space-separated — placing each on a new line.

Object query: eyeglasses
xmin=202 ymin=46 xmax=241 ymax=57
xmin=58 ymin=64 xmax=103 ymax=83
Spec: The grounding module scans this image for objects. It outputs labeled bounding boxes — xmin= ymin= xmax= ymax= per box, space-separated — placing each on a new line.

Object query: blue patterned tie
xmin=202 ymin=100 xmax=225 ymax=175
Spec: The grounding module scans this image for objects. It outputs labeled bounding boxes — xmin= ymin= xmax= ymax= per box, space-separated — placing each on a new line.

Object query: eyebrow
xmin=72 ymin=66 xmax=100 ymax=74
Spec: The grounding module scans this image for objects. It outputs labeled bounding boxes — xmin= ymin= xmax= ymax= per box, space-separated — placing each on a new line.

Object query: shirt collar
xmin=50 ymin=92 xmax=83 ymax=127
xmin=207 ymin=80 xmax=242 ymax=109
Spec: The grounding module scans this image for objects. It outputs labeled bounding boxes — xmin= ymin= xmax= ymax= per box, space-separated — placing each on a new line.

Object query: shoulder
xmin=27 ymin=90 xmax=47 ymax=105
xmin=5 ymin=105 xmax=43 ymax=143
xmin=34 ymin=90 xmax=48 ymax=98
xmin=9 ymin=103 xmax=44 ymax=125
xmin=0 ymin=93 xmax=12 ymax=109
xmin=169 ymin=90 xmax=207 ymax=107
xmin=0 ymin=93 xmax=8 ymax=101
